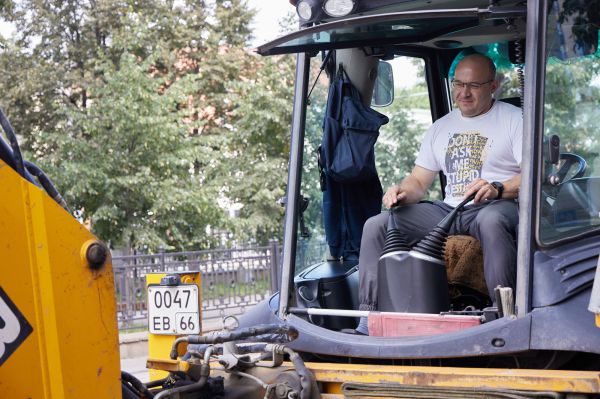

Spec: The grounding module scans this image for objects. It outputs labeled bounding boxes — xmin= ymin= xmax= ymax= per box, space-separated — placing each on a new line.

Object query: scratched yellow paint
xmin=0 ymin=160 xmax=121 ymax=398
xmin=307 ymin=362 xmax=600 ymax=393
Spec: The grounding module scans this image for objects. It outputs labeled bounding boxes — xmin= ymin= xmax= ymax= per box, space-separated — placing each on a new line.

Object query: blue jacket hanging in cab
xmin=319 ymin=66 xmax=389 ymax=260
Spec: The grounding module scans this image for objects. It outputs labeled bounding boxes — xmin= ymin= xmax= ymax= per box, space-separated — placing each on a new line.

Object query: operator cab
xmin=291 ymin=41 xmax=527 ymax=331
xmin=245 ymin=0 xmax=600 ymax=365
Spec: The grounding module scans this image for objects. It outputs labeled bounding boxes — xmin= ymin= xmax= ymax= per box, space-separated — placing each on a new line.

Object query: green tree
xmin=544 ymin=58 xmax=600 ymax=155
xmin=0 ymin=0 xmax=210 ymax=150
xmin=376 ymin=90 xmax=428 ymax=191
xmin=0 ymin=0 xmax=262 ymax=251
xmin=222 ymin=52 xmax=295 ymax=243
xmin=43 ymin=52 xmax=222 ymax=251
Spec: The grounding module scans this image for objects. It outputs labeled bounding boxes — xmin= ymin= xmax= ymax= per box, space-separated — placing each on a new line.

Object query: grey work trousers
xmin=357 ymin=200 xmax=519 ymax=311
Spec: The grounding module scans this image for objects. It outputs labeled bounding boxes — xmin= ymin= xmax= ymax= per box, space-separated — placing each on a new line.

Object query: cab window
xmin=296 ymin=53 xmax=433 ymax=274
xmin=539 ymin=1 xmax=600 ymax=245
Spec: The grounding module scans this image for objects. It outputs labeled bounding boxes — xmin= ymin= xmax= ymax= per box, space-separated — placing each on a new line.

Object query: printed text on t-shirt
xmin=444 ymin=132 xmax=488 ymax=197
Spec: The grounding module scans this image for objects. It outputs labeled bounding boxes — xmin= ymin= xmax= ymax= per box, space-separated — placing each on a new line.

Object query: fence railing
xmin=113 ymin=239 xmax=328 ymax=332
xmin=112 ymin=240 xmax=279 ymax=331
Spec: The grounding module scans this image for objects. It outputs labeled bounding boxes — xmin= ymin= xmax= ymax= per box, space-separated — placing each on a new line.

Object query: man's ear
xmin=490 ymin=79 xmax=500 ymax=94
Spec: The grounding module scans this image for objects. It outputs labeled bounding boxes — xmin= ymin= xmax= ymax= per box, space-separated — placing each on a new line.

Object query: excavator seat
xmin=444 ymin=235 xmax=491 ymax=308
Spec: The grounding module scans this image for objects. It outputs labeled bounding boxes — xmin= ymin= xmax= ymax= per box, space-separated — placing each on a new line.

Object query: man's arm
xmin=383 ymin=165 xmax=438 ymax=208
xmin=464 ymin=174 xmax=521 ymax=204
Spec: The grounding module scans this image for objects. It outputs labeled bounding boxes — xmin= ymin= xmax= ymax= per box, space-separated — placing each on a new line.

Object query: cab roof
xmin=258 ymin=1 xmax=526 ymax=56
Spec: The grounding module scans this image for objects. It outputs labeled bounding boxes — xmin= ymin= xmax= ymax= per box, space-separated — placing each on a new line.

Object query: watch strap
xmin=491 ymin=181 xmax=504 ymax=199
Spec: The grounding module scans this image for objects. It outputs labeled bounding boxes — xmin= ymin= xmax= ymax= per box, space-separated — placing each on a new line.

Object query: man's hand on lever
xmin=465 ymin=174 xmax=521 ymax=204
xmin=383 ymin=185 xmax=407 ymax=209
xmin=383 ymin=166 xmax=438 ymax=209
xmin=464 ymin=178 xmax=499 ymax=204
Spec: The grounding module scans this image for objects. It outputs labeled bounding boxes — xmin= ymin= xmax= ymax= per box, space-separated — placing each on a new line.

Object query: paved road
xmin=121 ymin=356 xmax=150 ymax=383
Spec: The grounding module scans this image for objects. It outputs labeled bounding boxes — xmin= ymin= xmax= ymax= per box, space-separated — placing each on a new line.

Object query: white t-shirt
xmin=415 ymin=101 xmax=523 ymax=207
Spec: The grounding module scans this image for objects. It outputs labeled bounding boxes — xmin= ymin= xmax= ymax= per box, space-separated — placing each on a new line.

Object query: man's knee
xmin=362 ymin=212 xmax=388 ymax=241
xmin=475 ymin=202 xmax=518 ymax=235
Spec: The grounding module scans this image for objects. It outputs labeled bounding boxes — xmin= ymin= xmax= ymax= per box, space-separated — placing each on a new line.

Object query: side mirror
xmin=372 ymin=61 xmax=394 ymax=107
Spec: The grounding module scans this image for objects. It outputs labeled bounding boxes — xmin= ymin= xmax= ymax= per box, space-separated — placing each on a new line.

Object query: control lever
xmin=377 ymin=193 xmax=476 ymax=314
xmin=545 ymin=135 xmax=561 ymax=185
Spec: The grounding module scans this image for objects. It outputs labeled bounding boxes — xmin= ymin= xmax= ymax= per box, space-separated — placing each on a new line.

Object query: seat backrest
xmin=444 ymin=235 xmax=487 ymax=296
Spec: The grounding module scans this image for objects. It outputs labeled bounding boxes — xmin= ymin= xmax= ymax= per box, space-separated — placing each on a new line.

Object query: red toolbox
xmin=369 ymin=312 xmax=481 ymax=337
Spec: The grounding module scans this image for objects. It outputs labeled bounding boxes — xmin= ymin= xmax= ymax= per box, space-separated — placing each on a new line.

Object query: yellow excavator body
xmin=0 ymin=160 xmax=121 ymax=398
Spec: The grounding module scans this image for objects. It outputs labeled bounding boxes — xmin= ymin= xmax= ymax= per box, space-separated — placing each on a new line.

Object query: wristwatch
xmin=491 ymin=181 xmax=504 ymax=199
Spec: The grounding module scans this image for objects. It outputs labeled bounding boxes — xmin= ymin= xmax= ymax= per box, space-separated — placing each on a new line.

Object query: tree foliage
xmin=51 ymin=53 xmax=222 ymax=250
xmin=223 ymin=53 xmax=295 ymax=243
xmin=0 ymin=0 xmax=297 ymax=251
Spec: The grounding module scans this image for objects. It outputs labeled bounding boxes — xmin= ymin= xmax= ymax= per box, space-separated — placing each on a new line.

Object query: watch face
xmin=492 ymin=182 xmax=504 ymax=198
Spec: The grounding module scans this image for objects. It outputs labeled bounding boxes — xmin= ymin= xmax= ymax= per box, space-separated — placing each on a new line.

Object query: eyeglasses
xmin=451 ymin=79 xmax=494 ymax=90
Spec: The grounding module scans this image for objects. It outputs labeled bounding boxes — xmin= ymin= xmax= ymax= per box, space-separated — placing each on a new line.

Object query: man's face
xmin=452 ymin=58 xmax=498 ymax=117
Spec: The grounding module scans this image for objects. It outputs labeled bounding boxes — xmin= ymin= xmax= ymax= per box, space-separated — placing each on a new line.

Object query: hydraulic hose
xmin=265 ymin=344 xmax=315 ymax=399
xmin=153 ymin=364 xmax=209 ymax=399
xmin=285 ymin=347 xmax=313 ymax=399
xmin=0 ymin=107 xmax=26 ymax=177
xmin=170 ymin=324 xmax=298 ymax=360
xmin=24 ymin=160 xmax=70 ymax=212
xmin=0 ymin=125 xmax=17 ymax=171
xmin=0 ymin=109 xmax=68 ymax=210
xmin=185 ymin=330 xmax=295 ymax=360
xmin=121 ymin=371 xmax=155 ymax=398
xmin=187 ymin=342 xmax=271 ymax=357
xmin=144 ymin=377 xmax=170 ymax=389
xmin=154 ymin=347 xmax=213 ymax=399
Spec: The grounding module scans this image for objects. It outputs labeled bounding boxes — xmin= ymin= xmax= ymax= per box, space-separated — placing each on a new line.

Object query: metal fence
xmin=112 ymin=240 xmax=281 ymax=331
xmin=113 ymin=239 xmax=329 ymax=332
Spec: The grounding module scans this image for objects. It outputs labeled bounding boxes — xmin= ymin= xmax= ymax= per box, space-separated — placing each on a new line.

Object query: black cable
xmin=171 ymin=324 xmax=298 ymax=359
xmin=507 ymin=19 xmax=525 ymax=112
xmin=24 ymin=160 xmax=70 ymax=212
xmin=515 ymin=38 xmax=525 ymax=112
xmin=0 ymin=128 xmax=17 ymax=171
xmin=307 ymin=50 xmax=333 ymax=105
xmin=0 ymin=107 xmax=26 ymax=177
xmin=121 ymin=371 xmax=155 ymax=398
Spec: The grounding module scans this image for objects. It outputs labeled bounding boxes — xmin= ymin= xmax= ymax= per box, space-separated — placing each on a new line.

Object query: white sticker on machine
xmin=0 ymin=286 xmax=33 ymax=366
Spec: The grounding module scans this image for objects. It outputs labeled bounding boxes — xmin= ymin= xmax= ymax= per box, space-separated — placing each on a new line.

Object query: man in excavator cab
xmin=354 ymin=53 xmax=523 ymax=334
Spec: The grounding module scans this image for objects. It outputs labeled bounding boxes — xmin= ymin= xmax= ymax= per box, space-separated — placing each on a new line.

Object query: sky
xmin=247 ymin=0 xmax=295 ymax=46
xmin=0 ymin=1 xmax=293 ymax=43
